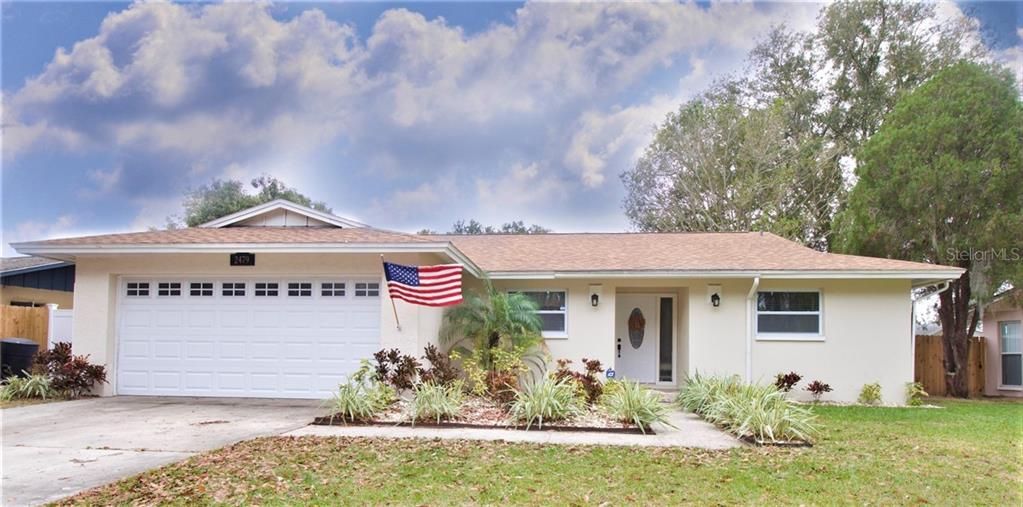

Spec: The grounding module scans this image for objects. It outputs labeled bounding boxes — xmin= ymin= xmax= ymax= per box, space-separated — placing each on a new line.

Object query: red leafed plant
xmin=774 ymin=371 xmax=802 ymax=392
xmin=553 ymin=358 xmax=605 ymax=405
xmin=805 ymin=380 xmax=833 ymax=402
xmin=372 ymin=348 xmax=421 ymax=391
xmin=33 ymin=342 xmax=107 ymax=399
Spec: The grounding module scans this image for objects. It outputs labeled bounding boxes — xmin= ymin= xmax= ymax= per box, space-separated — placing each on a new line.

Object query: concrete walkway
xmin=2 ymin=396 xmax=322 ymax=506
xmin=288 ymin=408 xmax=741 ymax=449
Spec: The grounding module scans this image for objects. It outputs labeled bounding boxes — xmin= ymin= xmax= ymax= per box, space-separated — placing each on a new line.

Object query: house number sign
xmin=230 ymin=252 xmax=256 ymax=266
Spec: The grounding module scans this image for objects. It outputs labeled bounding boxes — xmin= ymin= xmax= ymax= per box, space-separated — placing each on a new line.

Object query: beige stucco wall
xmin=72 ymin=252 xmax=449 ymax=396
xmin=978 ymin=299 xmax=1023 ymax=398
xmin=1 ymin=285 xmax=74 ymax=308
xmin=496 ymin=277 xmax=913 ymax=404
xmin=752 ymin=279 xmax=913 ymax=405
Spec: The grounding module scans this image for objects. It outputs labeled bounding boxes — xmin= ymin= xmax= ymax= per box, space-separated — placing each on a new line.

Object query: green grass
xmin=58 ymin=399 xmax=1022 ymax=505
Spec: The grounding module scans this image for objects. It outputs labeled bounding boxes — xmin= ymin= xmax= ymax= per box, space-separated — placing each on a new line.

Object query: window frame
xmin=221 ymin=282 xmax=246 ymax=297
xmin=287 ymin=282 xmax=313 ymax=297
xmin=126 ymin=282 xmax=151 ymax=297
xmin=754 ymin=289 xmax=824 ymax=342
xmin=321 ymin=282 xmax=347 ymax=297
xmin=157 ymin=282 xmax=182 ymax=297
xmin=189 ymin=282 xmax=214 ymax=297
xmin=513 ymin=289 xmax=569 ymax=339
xmin=254 ymin=282 xmax=279 ymax=297
xmin=999 ymin=320 xmax=1022 ymax=390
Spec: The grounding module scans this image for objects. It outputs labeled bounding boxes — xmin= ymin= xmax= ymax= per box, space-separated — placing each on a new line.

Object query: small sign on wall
xmin=230 ymin=252 xmax=256 ymax=266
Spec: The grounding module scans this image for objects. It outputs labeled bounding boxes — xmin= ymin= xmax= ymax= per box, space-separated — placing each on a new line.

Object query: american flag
xmin=382 ymin=262 xmax=463 ymax=307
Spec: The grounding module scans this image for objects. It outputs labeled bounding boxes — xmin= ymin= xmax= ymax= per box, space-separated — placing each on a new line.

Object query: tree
xmin=622 ymin=84 xmax=840 ymax=248
xmin=439 ymin=281 xmax=543 ymax=371
xmin=623 ymin=0 xmax=986 ymax=249
xmin=835 ymin=62 xmax=1023 ymax=397
xmin=419 ymin=219 xmax=552 ymax=235
xmin=181 ymin=175 xmax=331 ymax=227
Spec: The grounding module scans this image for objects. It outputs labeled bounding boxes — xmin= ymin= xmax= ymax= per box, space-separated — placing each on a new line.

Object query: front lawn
xmin=59 ymin=399 xmax=1021 ymax=505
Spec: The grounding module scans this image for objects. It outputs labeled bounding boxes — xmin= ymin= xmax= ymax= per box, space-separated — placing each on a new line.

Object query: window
xmin=756 ymin=291 xmax=821 ymax=336
xmin=126 ymin=282 xmax=150 ymax=297
xmin=517 ymin=291 xmax=567 ymax=337
xmin=222 ymin=282 xmax=246 ymax=297
xmin=354 ymin=282 xmax=379 ymax=297
xmin=255 ymin=282 xmax=279 ymax=297
xmin=157 ymin=282 xmax=181 ymax=297
xmin=1000 ymin=320 xmax=1022 ymax=387
xmin=321 ymin=282 xmax=346 ymax=297
xmin=190 ymin=282 xmax=213 ymax=297
xmin=288 ymin=282 xmax=312 ymax=297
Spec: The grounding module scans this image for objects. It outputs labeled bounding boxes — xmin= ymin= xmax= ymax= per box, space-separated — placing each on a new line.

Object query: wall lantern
xmin=707 ymin=284 xmax=722 ymax=308
xmin=589 ymin=284 xmax=603 ymax=308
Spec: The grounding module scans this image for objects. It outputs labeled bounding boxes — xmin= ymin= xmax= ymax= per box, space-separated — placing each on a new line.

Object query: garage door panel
xmin=118 ymin=277 xmax=382 ymax=399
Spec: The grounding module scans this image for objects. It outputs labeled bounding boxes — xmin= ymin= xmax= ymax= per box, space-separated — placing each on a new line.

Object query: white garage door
xmin=116 ymin=277 xmax=381 ymax=399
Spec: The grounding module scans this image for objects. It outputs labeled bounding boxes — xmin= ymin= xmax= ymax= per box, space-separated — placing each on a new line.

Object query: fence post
xmin=46 ymin=303 xmax=59 ymax=350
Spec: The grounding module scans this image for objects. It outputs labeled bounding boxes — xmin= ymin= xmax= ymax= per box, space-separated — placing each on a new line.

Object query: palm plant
xmin=440 ymin=280 xmax=544 ymax=372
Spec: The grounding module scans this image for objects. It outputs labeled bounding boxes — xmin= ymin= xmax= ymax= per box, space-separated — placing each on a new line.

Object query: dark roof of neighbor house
xmin=440 ymin=232 xmax=958 ymax=273
xmin=0 ymin=256 xmax=68 ymax=275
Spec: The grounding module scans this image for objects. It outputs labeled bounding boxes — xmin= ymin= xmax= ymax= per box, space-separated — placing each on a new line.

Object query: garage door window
xmin=157 ymin=282 xmax=181 ymax=297
xmin=126 ymin=282 xmax=150 ymax=297
xmin=190 ymin=282 xmax=213 ymax=297
xmin=288 ymin=282 xmax=312 ymax=297
xmin=222 ymin=282 xmax=246 ymax=296
xmin=322 ymin=282 xmax=346 ymax=297
xmin=255 ymin=282 xmax=279 ymax=297
xmin=355 ymin=282 xmax=380 ymax=297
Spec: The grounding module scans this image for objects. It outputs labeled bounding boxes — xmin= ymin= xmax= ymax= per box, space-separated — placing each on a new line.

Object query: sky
xmin=1 ymin=1 xmax=1021 ymax=256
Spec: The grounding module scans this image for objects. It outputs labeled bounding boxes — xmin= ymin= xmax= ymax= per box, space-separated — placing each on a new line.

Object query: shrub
xmin=600 ymin=380 xmax=672 ymax=434
xmin=553 ymin=358 xmax=605 ymax=405
xmin=805 ymin=380 xmax=832 ymax=402
xmin=411 ymin=381 xmax=464 ymax=424
xmin=326 ymin=361 xmax=395 ymax=424
xmin=418 ymin=344 xmax=461 ymax=386
xmin=510 ymin=376 xmax=583 ymax=429
xmin=678 ymin=374 xmax=819 ymax=444
xmin=373 ymin=348 xmax=421 ymax=391
xmin=906 ymin=382 xmax=928 ymax=406
xmin=774 ymin=371 xmax=802 ymax=392
xmin=453 ymin=345 xmax=533 ymax=403
xmin=34 ymin=342 xmax=107 ymax=399
xmin=858 ymin=382 xmax=882 ymax=405
xmin=0 ymin=373 xmax=57 ymax=401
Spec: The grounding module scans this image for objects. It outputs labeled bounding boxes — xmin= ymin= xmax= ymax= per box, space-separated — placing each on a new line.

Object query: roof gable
xmin=199 ymin=200 xmax=367 ymax=229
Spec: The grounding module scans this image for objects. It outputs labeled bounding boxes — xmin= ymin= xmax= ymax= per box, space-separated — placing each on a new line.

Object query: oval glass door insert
xmin=628 ymin=308 xmax=646 ymax=349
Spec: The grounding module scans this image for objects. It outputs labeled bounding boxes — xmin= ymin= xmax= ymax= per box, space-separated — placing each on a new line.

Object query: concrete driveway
xmin=2 ymin=396 xmax=322 ymax=506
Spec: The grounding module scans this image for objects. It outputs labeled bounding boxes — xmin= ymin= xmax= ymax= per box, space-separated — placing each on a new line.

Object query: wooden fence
xmin=914 ymin=334 xmax=985 ymax=397
xmin=0 ymin=305 xmax=49 ymax=349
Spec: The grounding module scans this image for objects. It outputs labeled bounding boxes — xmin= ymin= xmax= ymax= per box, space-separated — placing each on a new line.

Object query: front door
xmin=615 ymin=294 xmax=660 ymax=383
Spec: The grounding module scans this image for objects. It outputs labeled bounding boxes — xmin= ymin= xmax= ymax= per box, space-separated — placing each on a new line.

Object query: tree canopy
xmin=835 ymin=61 xmax=1023 ymax=395
xmin=181 ymin=176 xmax=331 ymax=227
xmin=419 ymin=219 xmax=551 ymax=235
xmin=622 ymin=0 xmax=986 ymax=250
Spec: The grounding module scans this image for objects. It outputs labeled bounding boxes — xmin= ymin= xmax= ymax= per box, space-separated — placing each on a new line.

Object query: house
xmin=977 ymin=289 xmax=1021 ymax=397
xmin=12 ymin=200 xmax=962 ymax=404
xmin=1 ymin=256 xmax=75 ymax=309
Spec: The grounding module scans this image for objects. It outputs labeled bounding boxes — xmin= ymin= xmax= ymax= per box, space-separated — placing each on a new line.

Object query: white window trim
xmin=755 ymin=289 xmax=825 ymax=342
xmin=512 ymin=289 xmax=568 ymax=339
xmin=998 ymin=320 xmax=1022 ymax=389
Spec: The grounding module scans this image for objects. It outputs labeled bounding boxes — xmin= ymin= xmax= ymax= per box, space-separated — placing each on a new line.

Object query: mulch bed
xmin=314 ymin=395 xmax=652 ymax=434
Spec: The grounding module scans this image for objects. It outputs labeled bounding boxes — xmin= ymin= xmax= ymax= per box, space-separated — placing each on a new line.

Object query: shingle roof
xmin=16 ymin=227 xmax=433 ymax=246
xmin=13 ymin=228 xmax=959 ymax=275
xmin=0 ymin=256 xmax=66 ymax=274
xmin=441 ymin=232 xmax=955 ymax=273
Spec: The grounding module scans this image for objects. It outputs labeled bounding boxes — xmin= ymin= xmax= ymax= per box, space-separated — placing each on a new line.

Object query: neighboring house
xmin=12 ymin=200 xmax=962 ymax=404
xmin=977 ymin=289 xmax=1022 ymax=398
xmin=0 ymin=256 xmax=75 ymax=309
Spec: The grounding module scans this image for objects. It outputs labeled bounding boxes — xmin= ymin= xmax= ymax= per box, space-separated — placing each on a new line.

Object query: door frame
xmin=615 ymin=292 xmax=678 ymax=387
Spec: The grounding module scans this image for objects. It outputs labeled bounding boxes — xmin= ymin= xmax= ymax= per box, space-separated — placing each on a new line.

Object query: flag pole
xmin=381 ymin=254 xmax=402 ymax=331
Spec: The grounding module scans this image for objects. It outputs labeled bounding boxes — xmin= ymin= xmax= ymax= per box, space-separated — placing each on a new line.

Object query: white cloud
xmin=5 ymin=1 xmax=829 ymax=235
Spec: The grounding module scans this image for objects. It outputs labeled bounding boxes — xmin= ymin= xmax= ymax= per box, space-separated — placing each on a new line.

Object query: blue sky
xmin=2 ymin=1 xmax=1020 ymax=255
